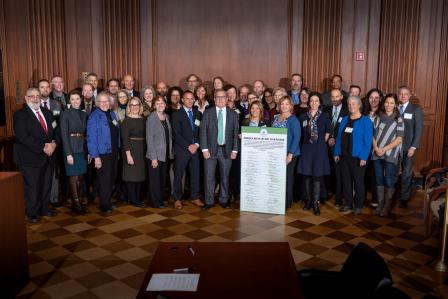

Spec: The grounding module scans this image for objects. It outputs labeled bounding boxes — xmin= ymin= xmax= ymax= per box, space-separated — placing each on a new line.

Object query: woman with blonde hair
xmin=121 ymin=97 xmax=146 ymax=207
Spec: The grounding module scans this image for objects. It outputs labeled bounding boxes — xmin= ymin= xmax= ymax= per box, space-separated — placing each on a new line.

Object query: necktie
xmin=399 ymin=105 xmax=404 ymax=116
xmin=86 ymin=103 xmax=91 ymax=115
xmin=217 ymin=109 xmax=224 ymax=145
xmin=42 ymin=101 xmax=49 ymax=110
xmin=36 ymin=111 xmax=48 ymax=134
xmin=331 ymin=108 xmax=338 ymax=127
xmin=188 ymin=110 xmax=194 ymax=143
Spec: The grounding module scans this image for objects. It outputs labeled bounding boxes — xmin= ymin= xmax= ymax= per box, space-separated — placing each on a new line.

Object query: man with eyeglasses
xmin=200 ymin=89 xmax=240 ymax=210
xmin=13 ymin=88 xmax=58 ymax=223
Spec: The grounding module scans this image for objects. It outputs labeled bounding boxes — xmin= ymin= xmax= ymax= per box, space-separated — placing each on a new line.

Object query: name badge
xmin=194 ymin=119 xmax=201 ymax=126
xmin=302 ymin=120 xmax=308 ymax=127
xmin=67 ymin=104 xmax=71 ymax=109
xmin=112 ymin=119 xmax=119 ymax=127
xmin=338 ymin=117 xmax=342 ymax=123
xmin=53 ymin=110 xmax=60 ymax=116
xmin=52 ymin=121 xmax=57 ymax=128
xmin=345 ymin=127 xmax=353 ymax=133
xmin=235 ymin=109 xmax=241 ymax=114
xmin=379 ymin=123 xmax=385 ymax=130
xmin=404 ymin=113 xmax=413 ymax=120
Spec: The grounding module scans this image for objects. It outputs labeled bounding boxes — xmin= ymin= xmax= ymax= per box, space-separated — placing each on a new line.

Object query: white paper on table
xmin=146 ymin=273 xmax=200 ymax=292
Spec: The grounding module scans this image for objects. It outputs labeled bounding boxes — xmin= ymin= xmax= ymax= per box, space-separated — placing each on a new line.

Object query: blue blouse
xmin=272 ymin=114 xmax=301 ymax=156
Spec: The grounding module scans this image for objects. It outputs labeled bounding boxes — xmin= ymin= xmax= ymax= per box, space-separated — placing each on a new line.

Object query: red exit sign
xmin=356 ymin=51 xmax=366 ymax=61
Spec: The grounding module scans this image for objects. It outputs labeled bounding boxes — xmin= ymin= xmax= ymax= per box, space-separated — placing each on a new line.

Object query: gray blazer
xmin=60 ymin=108 xmax=87 ymax=155
xmin=401 ymin=102 xmax=423 ymax=152
xmin=200 ymin=106 xmax=239 ymax=158
xmin=146 ymin=112 xmax=173 ymax=162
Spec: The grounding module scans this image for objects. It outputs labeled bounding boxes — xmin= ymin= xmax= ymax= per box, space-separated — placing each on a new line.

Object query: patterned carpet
xmin=16 ymin=192 xmax=448 ymax=299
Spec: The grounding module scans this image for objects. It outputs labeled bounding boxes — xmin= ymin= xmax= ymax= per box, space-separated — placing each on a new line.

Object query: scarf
xmin=307 ymin=109 xmax=321 ymax=144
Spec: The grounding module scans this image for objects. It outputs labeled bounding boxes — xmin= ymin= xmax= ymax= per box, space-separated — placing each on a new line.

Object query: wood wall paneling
xmin=154 ymin=0 xmax=290 ymax=89
xmin=302 ymin=0 xmax=343 ymax=93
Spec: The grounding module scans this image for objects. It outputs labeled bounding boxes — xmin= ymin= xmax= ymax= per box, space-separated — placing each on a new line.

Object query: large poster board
xmin=240 ymin=126 xmax=287 ymax=215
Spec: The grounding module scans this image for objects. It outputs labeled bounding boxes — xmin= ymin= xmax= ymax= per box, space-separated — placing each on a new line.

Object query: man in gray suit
xmin=398 ymin=85 xmax=423 ymax=208
xmin=200 ymin=89 xmax=239 ymax=210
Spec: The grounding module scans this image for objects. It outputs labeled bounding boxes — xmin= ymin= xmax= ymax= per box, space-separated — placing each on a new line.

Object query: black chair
xmin=297 ymin=242 xmax=409 ymax=299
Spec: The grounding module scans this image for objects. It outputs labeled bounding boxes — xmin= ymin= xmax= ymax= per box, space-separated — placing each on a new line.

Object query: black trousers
xmin=173 ymin=152 xmax=200 ymax=200
xmin=286 ymin=157 xmax=298 ymax=208
xmin=340 ymin=156 xmax=367 ymax=209
xmin=97 ymin=153 xmax=118 ymax=211
xmin=149 ymin=160 xmax=168 ymax=206
xmin=126 ymin=181 xmax=142 ymax=204
xmin=20 ymin=162 xmax=53 ymax=217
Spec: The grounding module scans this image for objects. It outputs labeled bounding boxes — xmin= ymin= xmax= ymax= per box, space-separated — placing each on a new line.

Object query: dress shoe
xmin=102 ymin=209 xmax=113 ymax=214
xmin=42 ymin=209 xmax=57 ymax=217
xmin=399 ymin=200 xmax=407 ymax=208
xmin=353 ymin=208 xmax=363 ymax=215
xmin=202 ymin=204 xmax=214 ymax=211
xmin=131 ymin=201 xmax=145 ymax=208
xmin=28 ymin=216 xmax=40 ymax=223
xmin=335 ymin=201 xmax=342 ymax=208
xmin=220 ymin=202 xmax=231 ymax=209
xmin=339 ymin=206 xmax=352 ymax=215
xmin=191 ymin=199 xmax=204 ymax=207
xmin=174 ymin=200 xmax=183 ymax=210
xmin=111 ymin=204 xmax=117 ymax=209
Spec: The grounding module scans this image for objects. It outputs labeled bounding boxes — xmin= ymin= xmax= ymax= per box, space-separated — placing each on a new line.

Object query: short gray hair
xmin=347 ymin=95 xmax=362 ymax=110
xmin=94 ymin=92 xmax=110 ymax=106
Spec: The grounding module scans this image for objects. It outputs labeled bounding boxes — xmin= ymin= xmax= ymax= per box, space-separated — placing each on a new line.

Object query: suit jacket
xmin=236 ymin=101 xmax=249 ymax=117
xmin=323 ymin=103 xmax=348 ymax=138
xmin=146 ymin=112 xmax=173 ymax=162
xmin=13 ymin=105 xmax=56 ymax=167
xmin=171 ymin=108 xmax=201 ymax=157
xmin=41 ymin=98 xmax=62 ymax=116
xmin=321 ymin=90 xmax=349 ymax=107
xmin=60 ymin=108 xmax=87 ymax=155
xmin=49 ymin=91 xmax=69 ymax=110
xmin=401 ymin=102 xmax=423 ymax=152
xmin=200 ymin=106 xmax=239 ymax=158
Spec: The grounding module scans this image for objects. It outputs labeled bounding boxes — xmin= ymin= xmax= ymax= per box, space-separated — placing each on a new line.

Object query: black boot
xmin=303 ymin=177 xmax=312 ymax=211
xmin=71 ymin=198 xmax=84 ymax=214
xmin=313 ymin=180 xmax=321 ymax=216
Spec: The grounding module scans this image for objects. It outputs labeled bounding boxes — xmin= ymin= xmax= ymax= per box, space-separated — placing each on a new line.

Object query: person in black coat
xmin=13 ymin=88 xmax=58 ymax=223
xmin=60 ymin=90 xmax=88 ymax=214
xmin=171 ymin=91 xmax=204 ymax=210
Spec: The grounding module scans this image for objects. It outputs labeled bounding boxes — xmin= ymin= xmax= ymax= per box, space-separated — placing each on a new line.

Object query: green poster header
xmin=241 ymin=126 xmax=287 ymax=135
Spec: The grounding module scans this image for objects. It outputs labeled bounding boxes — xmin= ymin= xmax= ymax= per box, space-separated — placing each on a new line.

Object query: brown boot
xmin=374 ymin=186 xmax=385 ymax=216
xmin=380 ymin=188 xmax=395 ymax=217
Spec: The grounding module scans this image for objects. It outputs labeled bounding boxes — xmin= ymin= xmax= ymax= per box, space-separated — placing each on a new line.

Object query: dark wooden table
xmin=137 ymin=242 xmax=303 ymax=299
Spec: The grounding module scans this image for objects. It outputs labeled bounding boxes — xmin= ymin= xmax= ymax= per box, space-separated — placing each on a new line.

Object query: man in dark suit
xmin=14 ymin=88 xmax=58 ymax=223
xmin=122 ymin=74 xmax=140 ymax=98
xmin=398 ymin=86 xmax=423 ymax=208
xmin=39 ymin=79 xmax=63 ymax=205
xmin=321 ymin=74 xmax=349 ymax=107
xmin=171 ymin=91 xmax=204 ymax=210
xmin=324 ymin=88 xmax=348 ymax=206
xmin=236 ymin=85 xmax=250 ymax=118
xmin=49 ymin=75 xmax=68 ymax=110
xmin=81 ymin=83 xmax=95 ymax=116
xmin=200 ymin=89 xmax=239 ymax=210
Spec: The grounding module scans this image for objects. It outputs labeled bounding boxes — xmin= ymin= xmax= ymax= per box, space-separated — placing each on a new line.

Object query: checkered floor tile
xmin=16 ymin=191 xmax=448 ymax=299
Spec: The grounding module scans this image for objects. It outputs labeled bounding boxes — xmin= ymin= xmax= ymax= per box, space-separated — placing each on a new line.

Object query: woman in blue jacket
xmin=87 ymin=92 xmax=120 ymax=213
xmin=334 ymin=96 xmax=373 ymax=215
xmin=272 ymin=96 xmax=301 ymax=210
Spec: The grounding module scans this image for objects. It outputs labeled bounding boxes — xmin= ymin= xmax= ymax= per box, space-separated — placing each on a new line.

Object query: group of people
xmin=13 ymin=72 xmax=423 ymax=223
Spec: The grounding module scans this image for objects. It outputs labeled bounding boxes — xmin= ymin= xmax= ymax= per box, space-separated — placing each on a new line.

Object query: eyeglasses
xmin=27 ymin=95 xmax=40 ymax=99
xmin=129 ymin=104 xmax=140 ymax=107
xmin=119 ymin=95 xmax=128 ymax=99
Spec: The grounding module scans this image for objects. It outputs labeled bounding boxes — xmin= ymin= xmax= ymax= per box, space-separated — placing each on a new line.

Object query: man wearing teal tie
xmin=200 ymin=89 xmax=240 ymax=210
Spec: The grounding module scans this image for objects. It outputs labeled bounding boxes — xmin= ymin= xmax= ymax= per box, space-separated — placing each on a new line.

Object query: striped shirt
xmin=372 ymin=113 xmax=404 ymax=164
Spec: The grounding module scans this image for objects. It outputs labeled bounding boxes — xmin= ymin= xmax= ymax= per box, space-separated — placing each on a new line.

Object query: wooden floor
xmin=16 ymin=192 xmax=448 ymax=299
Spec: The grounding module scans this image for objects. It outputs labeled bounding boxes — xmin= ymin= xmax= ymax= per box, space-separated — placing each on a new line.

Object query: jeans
xmin=372 ymin=159 xmax=398 ymax=189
